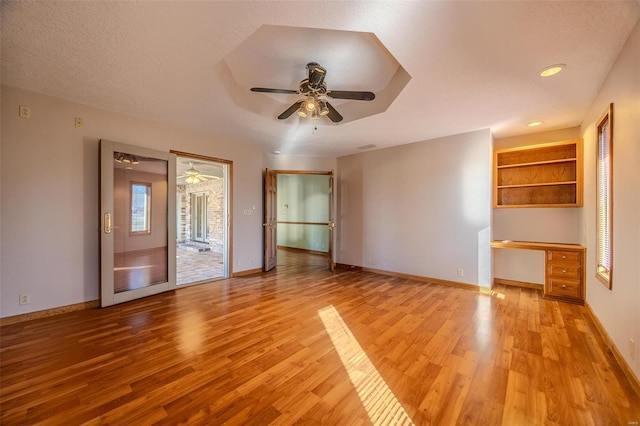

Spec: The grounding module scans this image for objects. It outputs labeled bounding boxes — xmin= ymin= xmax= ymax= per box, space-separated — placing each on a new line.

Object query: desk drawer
xmin=548 ymin=250 xmax=581 ymax=264
xmin=547 ymin=278 xmax=582 ymax=299
xmin=547 ymin=264 xmax=581 ymax=279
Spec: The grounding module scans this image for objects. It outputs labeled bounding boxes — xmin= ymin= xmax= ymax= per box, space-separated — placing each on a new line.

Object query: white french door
xmin=100 ymin=140 xmax=177 ymax=307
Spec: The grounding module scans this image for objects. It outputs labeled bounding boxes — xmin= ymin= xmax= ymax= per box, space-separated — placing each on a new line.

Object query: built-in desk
xmin=491 ymin=240 xmax=586 ymax=305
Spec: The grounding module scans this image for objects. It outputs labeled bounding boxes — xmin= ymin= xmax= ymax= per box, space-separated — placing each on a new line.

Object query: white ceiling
xmin=2 ymin=1 xmax=639 ymax=157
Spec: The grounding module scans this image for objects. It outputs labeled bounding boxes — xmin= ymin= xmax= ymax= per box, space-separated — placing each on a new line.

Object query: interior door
xmin=328 ymin=172 xmax=336 ymax=272
xmin=264 ymin=168 xmax=277 ymax=271
xmin=100 ymin=140 xmax=176 ymax=307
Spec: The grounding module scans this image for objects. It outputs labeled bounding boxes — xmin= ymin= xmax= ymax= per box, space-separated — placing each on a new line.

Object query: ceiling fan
xmin=250 ymin=62 xmax=375 ymax=123
xmin=177 ymin=162 xmax=220 ymax=184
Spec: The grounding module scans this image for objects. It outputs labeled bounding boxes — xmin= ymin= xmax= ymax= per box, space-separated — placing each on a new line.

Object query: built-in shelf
xmin=491 ymin=240 xmax=585 ymax=305
xmin=493 ymin=139 xmax=583 ymax=208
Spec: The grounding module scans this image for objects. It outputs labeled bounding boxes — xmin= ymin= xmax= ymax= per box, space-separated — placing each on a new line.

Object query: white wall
xmin=492 ymin=127 xmax=582 ymax=284
xmin=265 ymin=153 xmax=336 ymax=172
xmin=580 ymin=21 xmax=640 ymax=379
xmin=277 ymin=174 xmax=330 ymax=252
xmin=1 ymin=86 xmax=264 ymax=317
xmin=337 ymin=129 xmax=492 ymax=286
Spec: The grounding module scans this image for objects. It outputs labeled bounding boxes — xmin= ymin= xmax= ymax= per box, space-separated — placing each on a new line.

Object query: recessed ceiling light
xmin=273 ymin=150 xmax=281 ymax=155
xmin=528 ymin=121 xmax=543 ymax=127
xmin=539 ymin=64 xmax=565 ymax=77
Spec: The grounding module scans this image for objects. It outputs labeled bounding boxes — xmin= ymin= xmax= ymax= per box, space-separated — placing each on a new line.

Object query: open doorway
xmin=174 ymin=153 xmax=231 ymax=285
xmin=264 ymin=170 xmax=334 ymax=271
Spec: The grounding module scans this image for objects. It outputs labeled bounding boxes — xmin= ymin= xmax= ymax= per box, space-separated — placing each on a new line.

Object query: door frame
xmin=264 ymin=170 xmax=335 ymax=272
xmin=171 ymin=150 xmax=233 ymax=281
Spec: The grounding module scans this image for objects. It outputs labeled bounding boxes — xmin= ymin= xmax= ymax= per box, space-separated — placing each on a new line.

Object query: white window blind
xmin=596 ymin=109 xmax=612 ymax=286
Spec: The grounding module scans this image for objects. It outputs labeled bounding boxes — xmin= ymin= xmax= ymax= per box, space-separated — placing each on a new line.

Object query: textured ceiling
xmin=222 ymin=25 xmax=410 ymax=124
xmin=2 ymin=1 xmax=639 ymax=157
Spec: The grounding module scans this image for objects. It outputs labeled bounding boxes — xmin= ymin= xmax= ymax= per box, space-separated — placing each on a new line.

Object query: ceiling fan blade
xmin=278 ymin=100 xmax=304 ymax=120
xmin=177 ymin=174 xmax=188 ymax=179
xmin=325 ymin=102 xmax=343 ymax=123
xmin=251 ymin=87 xmax=298 ymax=95
xmin=327 ymin=90 xmax=375 ymax=101
xmin=200 ymin=174 xmax=221 ymax=179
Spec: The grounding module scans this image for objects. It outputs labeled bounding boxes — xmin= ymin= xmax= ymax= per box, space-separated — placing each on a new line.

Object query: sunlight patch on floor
xmin=318 ymin=305 xmax=415 ymax=425
xmin=479 ymin=287 xmax=505 ymax=300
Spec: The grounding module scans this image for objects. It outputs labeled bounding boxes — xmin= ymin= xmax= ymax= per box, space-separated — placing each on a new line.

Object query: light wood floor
xmin=1 ymin=258 xmax=639 ymax=424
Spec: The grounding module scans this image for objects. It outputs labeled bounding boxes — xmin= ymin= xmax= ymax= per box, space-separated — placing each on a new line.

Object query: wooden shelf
xmin=496 ymin=158 xmax=577 ymax=169
xmin=493 ymin=139 xmax=583 ymax=208
xmin=497 ymin=181 xmax=577 ymax=189
xmin=491 ymin=240 xmax=584 ymax=251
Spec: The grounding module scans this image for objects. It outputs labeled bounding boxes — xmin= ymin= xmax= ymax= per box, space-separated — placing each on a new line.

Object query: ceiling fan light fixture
xmin=297 ymin=105 xmax=308 ymax=117
xmin=304 ymin=97 xmax=316 ymax=112
xmin=115 ymin=152 xmax=139 ymax=165
xmin=318 ymin=100 xmax=329 ymax=116
xmin=311 ymin=109 xmax=320 ymax=120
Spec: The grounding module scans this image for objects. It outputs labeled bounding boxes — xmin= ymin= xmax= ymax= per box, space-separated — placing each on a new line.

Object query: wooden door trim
xmin=268 ymin=169 xmax=335 ymax=271
xmin=271 ymin=170 xmax=333 ymax=175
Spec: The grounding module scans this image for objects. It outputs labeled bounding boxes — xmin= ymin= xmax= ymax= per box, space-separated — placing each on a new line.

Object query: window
xmin=131 ymin=183 xmax=151 ymax=234
xmin=596 ymin=104 xmax=613 ymax=288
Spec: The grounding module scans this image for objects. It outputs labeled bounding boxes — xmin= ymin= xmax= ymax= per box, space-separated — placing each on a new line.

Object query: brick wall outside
xmin=177 ymin=178 xmax=225 ymax=253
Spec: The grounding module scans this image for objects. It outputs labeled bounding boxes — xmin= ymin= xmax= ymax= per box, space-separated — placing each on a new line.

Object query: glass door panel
xmin=101 ymin=140 xmax=176 ymax=307
xmin=175 ymin=156 xmax=229 ymax=286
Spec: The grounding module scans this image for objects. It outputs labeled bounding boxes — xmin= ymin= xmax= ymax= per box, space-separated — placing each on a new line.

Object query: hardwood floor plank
xmin=2 ymin=256 xmax=639 ymax=425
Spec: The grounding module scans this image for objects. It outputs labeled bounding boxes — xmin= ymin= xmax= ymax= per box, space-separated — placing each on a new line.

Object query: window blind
xmin=596 ymin=116 xmax=611 ymax=281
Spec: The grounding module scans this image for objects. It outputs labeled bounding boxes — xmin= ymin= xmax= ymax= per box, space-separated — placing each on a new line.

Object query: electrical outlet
xmin=75 ymin=117 xmax=84 ymax=128
xmin=19 ymin=105 xmax=31 ymax=119
xmin=630 ymin=339 xmax=636 ymax=360
xmin=19 ymin=293 xmax=31 ymax=305
xmin=457 ymin=268 xmax=464 ymax=277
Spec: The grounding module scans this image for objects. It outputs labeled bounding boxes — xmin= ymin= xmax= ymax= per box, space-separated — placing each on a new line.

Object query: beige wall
xmin=337 ymin=129 xmax=493 ymax=286
xmin=1 ymin=86 xmax=264 ymax=317
xmin=265 ymin=153 xmax=337 ymax=172
xmin=580 ymin=20 xmax=640 ymax=379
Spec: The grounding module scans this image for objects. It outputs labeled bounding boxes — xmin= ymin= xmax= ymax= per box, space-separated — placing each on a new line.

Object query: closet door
xmin=100 ymin=140 xmax=176 ymax=307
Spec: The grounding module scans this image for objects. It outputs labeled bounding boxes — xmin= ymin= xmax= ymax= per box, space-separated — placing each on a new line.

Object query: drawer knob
xmin=561 ymin=285 xmax=567 ymax=288
xmin=561 ymin=255 xmax=567 ymax=259
xmin=562 ymin=269 xmax=567 ymax=273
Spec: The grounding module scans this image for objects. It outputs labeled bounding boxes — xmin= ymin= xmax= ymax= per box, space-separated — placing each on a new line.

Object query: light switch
xmin=75 ymin=117 xmax=84 ymax=128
